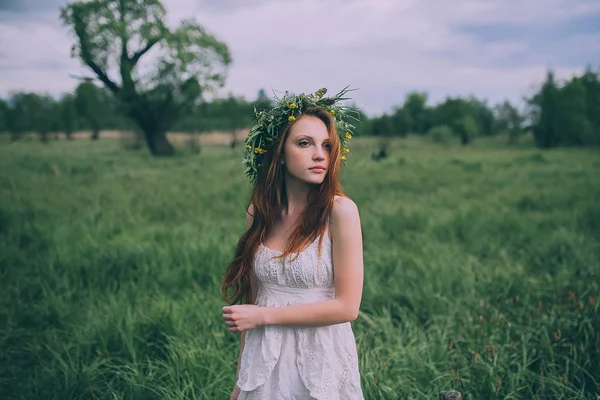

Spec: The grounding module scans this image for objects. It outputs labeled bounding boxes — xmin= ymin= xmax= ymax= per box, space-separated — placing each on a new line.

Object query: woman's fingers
xmin=222 ymin=305 xmax=245 ymax=332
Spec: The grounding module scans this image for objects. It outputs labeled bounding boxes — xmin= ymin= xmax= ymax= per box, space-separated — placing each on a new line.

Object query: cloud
xmin=0 ymin=0 xmax=66 ymax=14
xmin=193 ymin=0 xmax=274 ymax=14
xmin=0 ymin=0 xmax=598 ymax=115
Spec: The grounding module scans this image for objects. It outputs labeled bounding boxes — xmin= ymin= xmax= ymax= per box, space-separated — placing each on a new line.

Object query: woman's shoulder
xmin=328 ymin=195 xmax=361 ymax=242
xmin=331 ymin=195 xmax=359 ymax=223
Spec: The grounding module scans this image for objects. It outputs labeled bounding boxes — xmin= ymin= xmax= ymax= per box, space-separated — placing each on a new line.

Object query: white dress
xmin=236 ymin=217 xmax=364 ymax=400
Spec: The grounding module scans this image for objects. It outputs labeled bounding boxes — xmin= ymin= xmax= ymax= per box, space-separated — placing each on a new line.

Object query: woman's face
xmin=282 ymin=115 xmax=332 ymax=185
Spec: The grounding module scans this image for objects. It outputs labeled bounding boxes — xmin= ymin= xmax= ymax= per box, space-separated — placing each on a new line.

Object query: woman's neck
xmin=282 ymin=173 xmax=314 ymax=216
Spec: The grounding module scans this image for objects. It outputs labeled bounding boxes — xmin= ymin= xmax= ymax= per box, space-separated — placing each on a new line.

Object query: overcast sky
xmin=0 ymin=0 xmax=598 ymax=116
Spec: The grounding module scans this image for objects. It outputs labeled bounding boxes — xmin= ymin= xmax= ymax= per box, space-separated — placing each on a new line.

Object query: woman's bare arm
xmin=260 ymin=197 xmax=364 ymax=326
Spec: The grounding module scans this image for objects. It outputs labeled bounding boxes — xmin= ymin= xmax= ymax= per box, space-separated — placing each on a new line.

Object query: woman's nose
xmin=313 ymin=146 xmax=325 ymax=160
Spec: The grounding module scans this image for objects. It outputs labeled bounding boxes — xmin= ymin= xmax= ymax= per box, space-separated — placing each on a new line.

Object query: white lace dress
xmin=236 ymin=222 xmax=364 ymax=400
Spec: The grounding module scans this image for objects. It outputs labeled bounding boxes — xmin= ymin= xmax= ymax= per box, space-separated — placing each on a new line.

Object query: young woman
xmin=221 ymin=88 xmax=364 ymax=400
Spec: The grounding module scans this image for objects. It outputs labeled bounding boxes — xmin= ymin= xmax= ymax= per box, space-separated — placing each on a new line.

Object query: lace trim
xmin=253 ymin=226 xmax=333 ymax=289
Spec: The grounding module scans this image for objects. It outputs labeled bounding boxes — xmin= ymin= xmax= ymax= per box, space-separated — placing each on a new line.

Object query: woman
xmin=221 ymin=87 xmax=364 ymax=400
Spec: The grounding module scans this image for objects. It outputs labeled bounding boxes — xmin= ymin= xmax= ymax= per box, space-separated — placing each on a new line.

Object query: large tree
xmin=61 ymin=0 xmax=231 ymax=155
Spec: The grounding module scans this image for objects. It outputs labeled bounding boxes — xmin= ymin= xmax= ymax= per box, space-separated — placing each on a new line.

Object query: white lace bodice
xmin=254 ymin=229 xmax=334 ymax=290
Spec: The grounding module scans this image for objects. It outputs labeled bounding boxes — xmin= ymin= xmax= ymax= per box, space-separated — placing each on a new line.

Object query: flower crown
xmin=243 ymin=86 xmax=358 ymax=185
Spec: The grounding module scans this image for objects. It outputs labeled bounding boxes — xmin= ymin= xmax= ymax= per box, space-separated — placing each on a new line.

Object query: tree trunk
xmin=230 ymin=129 xmax=238 ymax=149
xmin=143 ymin=129 xmax=175 ymax=155
xmin=91 ymin=128 xmax=100 ymax=140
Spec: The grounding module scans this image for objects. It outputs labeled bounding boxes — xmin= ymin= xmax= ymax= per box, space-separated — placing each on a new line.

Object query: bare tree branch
xmin=131 ymin=38 xmax=160 ymax=64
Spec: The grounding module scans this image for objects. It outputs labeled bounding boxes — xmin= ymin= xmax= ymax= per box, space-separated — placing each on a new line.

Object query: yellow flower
xmin=341 ymin=155 xmax=347 ymax=160
xmin=245 ymin=145 xmax=252 ymax=149
xmin=288 ymin=116 xmax=296 ymax=122
xmin=330 ymin=110 xmax=336 ymax=115
xmin=345 ymin=132 xmax=352 ymax=139
xmin=341 ymin=148 xmax=350 ymax=154
xmin=289 ymin=103 xmax=297 ymax=109
xmin=254 ymin=147 xmax=267 ymax=154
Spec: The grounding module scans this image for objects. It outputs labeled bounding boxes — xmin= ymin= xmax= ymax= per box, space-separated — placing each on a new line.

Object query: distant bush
xmin=452 ymin=115 xmax=478 ymax=145
xmin=371 ymin=137 xmax=391 ymax=161
xmin=427 ymin=125 xmax=455 ymax=144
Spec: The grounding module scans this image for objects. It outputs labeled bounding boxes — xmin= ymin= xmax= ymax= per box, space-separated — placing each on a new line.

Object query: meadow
xmin=1 ymin=135 xmax=599 ymax=399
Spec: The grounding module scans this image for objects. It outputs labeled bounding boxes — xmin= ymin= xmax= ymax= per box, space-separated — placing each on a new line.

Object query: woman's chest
xmin=253 ymin=241 xmax=334 ymax=288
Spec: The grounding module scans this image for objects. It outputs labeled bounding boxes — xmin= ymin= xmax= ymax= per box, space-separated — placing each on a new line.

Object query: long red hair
xmin=221 ymin=106 xmax=346 ymax=305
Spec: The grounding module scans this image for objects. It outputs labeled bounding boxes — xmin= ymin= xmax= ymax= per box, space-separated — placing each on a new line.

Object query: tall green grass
xmin=1 ymin=137 xmax=599 ymax=399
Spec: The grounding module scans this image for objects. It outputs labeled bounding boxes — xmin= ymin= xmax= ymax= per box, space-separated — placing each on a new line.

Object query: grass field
xmin=1 ymin=136 xmax=599 ymax=399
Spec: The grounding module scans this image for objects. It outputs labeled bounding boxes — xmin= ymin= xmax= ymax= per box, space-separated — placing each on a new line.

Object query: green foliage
xmin=401 ymin=92 xmax=428 ymax=134
xmin=59 ymin=93 xmax=78 ymax=138
xmin=384 ymin=92 xmax=429 ymax=136
xmin=452 ymin=114 xmax=479 ymax=145
xmin=0 ymin=98 xmax=8 ymax=133
xmin=1 ymin=138 xmax=598 ymax=399
xmin=427 ymin=125 xmax=455 ymax=145
xmin=370 ymin=114 xmax=396 ymax=137
xmin=528 ymin=68 xmax=600 ymax=148
xmin=555 ymin=78 xmax=594 ymax=146
xmin=2 ymin=92 xmax=59 ymax=141
xmin=494 ymin=101 xmax=523 ymax=144
xmin=390 ymin=108 xmax=412 ymax=136
xmin=75 ymin=81 xmax=112 ymax=139
xmin=580 ymin=68 xmax=600 ymax=142
xmin=254 ymin=88 xmax=273 ymax=112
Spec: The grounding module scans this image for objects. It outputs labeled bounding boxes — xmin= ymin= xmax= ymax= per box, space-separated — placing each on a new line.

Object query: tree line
xmin=2 ymin=67 xmax=598 ymax=149
xmin=363 ymin=67 xmax=600 ymax=148
xmin=0 ymin=81 xmax=270 ymax=142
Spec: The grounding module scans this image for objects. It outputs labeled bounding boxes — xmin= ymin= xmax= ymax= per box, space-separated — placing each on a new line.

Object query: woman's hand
xmin=222 ymin=304 xmax=265 ymax=332
xmin=230 ymin=385 xmax=241 ymax=400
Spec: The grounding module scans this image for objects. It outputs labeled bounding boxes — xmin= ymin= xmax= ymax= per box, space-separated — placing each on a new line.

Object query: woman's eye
xmin=324 ymin=143 xmax=332 ymax=151
xmin=298 ymin=141 xmax=309 ymax=147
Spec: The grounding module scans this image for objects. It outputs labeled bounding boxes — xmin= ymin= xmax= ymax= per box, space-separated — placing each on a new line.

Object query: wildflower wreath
xmin=243 ymin=86 xmax=359 ymax=185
